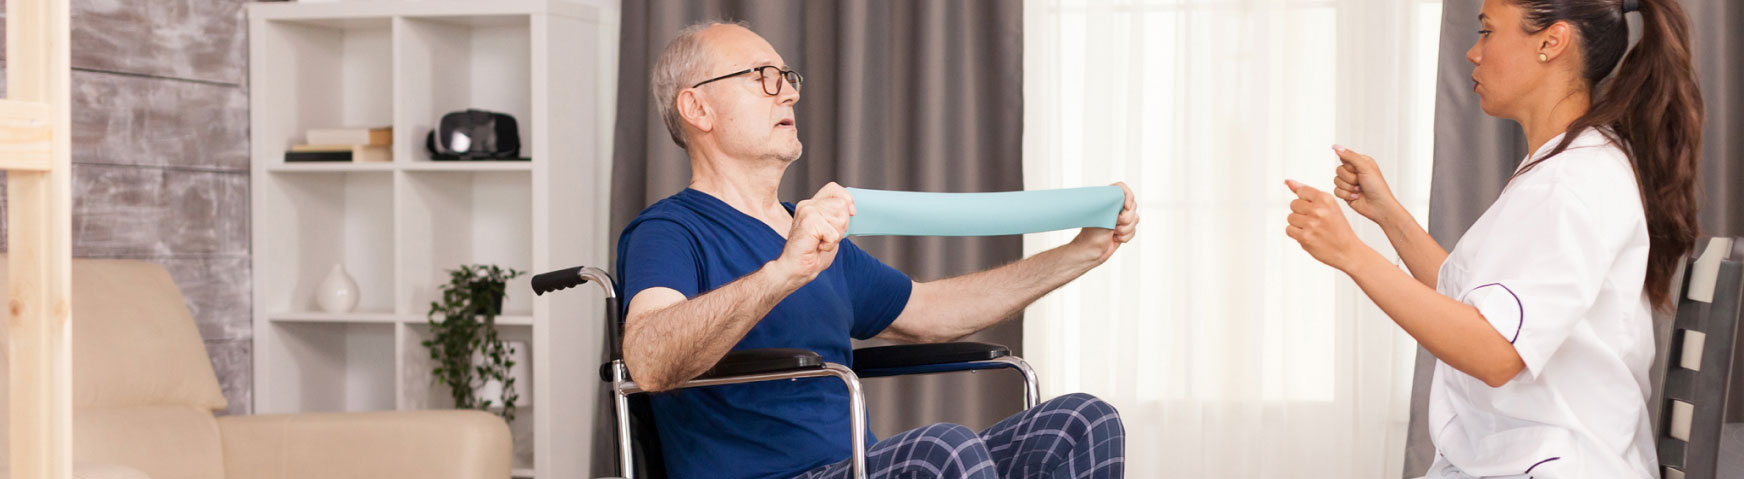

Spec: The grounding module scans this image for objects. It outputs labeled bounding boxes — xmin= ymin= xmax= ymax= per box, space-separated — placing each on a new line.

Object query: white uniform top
xmin=1426 ymin=128 xmax=1659 ymax=479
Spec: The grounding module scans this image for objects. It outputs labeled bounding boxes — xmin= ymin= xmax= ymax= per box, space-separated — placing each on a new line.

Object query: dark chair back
xmin=1653 ymin=237 xmax=1743 ymax=479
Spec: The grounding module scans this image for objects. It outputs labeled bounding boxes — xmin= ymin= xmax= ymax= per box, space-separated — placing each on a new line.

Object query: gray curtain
xmin=602 ymin=0 xmax=1024 ymax=475
xmin=1405 ymin=1 xmax=1744 ymax=476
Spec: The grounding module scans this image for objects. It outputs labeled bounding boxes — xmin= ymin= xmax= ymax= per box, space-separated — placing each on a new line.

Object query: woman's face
xmin=1466 ymin=0 xmax=1547 ymax=120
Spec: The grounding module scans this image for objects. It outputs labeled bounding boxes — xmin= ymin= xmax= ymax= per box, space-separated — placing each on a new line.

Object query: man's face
xmin=694 ymin=26 xmax=803 ymax=163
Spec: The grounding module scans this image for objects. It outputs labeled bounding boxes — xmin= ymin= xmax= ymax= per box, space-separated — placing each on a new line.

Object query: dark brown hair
xmin=1510 ymin=0 xmax=1704 ymax=310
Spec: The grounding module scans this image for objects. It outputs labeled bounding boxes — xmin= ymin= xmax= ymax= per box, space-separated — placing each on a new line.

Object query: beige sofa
xmin=0 ymin=257 xmax=511 ymax=479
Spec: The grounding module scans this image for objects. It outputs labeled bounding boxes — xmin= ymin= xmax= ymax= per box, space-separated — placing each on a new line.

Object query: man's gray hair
xmin=651 ymin=20 xmax=746 ymax=150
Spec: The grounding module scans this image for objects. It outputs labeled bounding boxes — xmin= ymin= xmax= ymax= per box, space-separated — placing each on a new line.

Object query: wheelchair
xmin=532 ymin=266 xmax=1041 ymax=479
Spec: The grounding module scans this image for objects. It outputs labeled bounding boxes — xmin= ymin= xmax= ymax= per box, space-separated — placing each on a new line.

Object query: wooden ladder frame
xmin=3 ymin=0 xmax=73 ymax=477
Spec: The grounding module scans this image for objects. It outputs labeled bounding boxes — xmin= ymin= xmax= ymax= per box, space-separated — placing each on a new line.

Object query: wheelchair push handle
xmin=533 ymin=265 xmax=625 ymax=360
xmin=532 ymin=266 xmax=589 ymax=295
xmin=532 ymin=266 xmax=619 ymax=308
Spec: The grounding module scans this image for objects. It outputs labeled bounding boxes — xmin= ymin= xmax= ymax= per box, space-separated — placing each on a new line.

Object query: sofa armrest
xmin=216 ymin=410 xmax=510 ymax=479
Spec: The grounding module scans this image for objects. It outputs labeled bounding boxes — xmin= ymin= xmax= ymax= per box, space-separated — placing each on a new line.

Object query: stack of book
xmin=285 ymin=126 xmax=392 ymax=163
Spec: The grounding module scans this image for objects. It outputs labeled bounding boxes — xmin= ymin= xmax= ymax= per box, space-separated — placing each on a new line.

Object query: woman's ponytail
xmin=1512 ymin=0 xmax=1704 ymax=310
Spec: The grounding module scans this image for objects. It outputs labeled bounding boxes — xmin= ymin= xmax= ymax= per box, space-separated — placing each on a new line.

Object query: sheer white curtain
xmin=1021 ymin=0 xmax=1443 ymax=476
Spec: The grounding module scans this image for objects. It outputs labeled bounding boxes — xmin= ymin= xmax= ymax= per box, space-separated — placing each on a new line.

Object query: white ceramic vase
xmin=315 ymin=263 xmax=360 ymax=313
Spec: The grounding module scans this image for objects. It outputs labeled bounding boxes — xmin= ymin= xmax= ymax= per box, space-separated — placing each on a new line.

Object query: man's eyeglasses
xmin=692 ymin=65 xmax=803 ymax=96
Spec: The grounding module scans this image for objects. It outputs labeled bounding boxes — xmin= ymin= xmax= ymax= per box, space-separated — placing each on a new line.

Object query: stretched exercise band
xmin=844 ymin=186 xmax=1124 ymax=237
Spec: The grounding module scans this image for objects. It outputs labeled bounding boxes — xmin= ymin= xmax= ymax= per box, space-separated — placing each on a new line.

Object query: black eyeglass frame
xmin=691 ymin=65 xmax=804 ymax=95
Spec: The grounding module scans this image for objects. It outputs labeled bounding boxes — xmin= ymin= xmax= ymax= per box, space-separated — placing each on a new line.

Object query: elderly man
xmin=616 ymin=21 xmax=1136 ymax=479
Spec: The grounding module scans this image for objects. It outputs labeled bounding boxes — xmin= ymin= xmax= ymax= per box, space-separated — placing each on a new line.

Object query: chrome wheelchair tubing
xmin=610 ymin=360 xmax=871 ymax=479
xmin=827 ymin=363 xmax=870 ymax=479
xmin=577 ymin=266 xmax=617 ymax=300
xmin=612 ymin=361 xmax=636 ymax=479
xmin=999 ymin=356 xmax=1041 ymax=410
xmin=852 ymin=356 xmax=1040 ymax=409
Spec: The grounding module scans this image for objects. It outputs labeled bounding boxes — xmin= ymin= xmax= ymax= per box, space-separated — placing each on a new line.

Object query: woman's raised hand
xmin=1332 ymin=145 xmax=1404 ymax=228
xmin=1284 ymin=179 xmax=1371 ymax=272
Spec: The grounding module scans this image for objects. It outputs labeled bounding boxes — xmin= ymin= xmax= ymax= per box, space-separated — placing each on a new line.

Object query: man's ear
xmin=676 ymin=89 xmax=714 ymax=136
xmin=1539 ymin=21 xmax=1574 ymax=62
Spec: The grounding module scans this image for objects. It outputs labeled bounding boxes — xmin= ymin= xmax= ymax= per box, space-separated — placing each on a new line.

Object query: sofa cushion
xmin=75 ymin=405 xmax=225 ymax=479
xmin=0 ymin=462 xmax=153 ymax=479
xmin=0 ymin=256 xmax=227 ymax=411
xmin=72 ymin=462 xmax=153 ymax=479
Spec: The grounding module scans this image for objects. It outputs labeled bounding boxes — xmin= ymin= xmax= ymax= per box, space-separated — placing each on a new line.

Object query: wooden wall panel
xmin=70 ymin=71 xmax=248 ymax=170
xmin=69 ymin=0 xmax=247 ymax=85
xmin=69 ymin=165 xmax=247 ymax=258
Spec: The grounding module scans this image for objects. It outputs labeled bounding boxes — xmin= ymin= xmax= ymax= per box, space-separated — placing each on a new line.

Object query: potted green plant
xmin=423 ymin=264 xmax=525 ymax=422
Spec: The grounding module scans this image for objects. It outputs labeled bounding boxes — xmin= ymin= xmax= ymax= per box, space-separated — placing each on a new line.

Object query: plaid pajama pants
xmin=795 ymin=393 xmax=1125 ymax=479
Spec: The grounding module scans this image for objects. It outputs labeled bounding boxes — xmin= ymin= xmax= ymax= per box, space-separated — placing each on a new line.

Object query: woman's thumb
xmin=1333 ymin=144 xmax=1373 ymax=172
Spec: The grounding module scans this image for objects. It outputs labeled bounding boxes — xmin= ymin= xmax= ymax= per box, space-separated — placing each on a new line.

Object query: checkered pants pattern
xmin=796 ymin=393 xmax=1125 ymax=479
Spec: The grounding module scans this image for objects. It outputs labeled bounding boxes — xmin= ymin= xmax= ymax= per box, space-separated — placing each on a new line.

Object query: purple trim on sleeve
xmin=1525 ymin=456 xmax=1561 ymax=475
xmin=1465 ymin=282 xmax=1525 ymax=343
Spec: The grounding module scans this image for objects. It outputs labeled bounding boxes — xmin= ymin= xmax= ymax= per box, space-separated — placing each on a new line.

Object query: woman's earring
xmin=1538 ymin=53 xmax=1549 ymax=62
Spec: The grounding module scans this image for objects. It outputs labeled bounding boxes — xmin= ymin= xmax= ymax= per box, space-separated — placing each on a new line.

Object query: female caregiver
xmin=1284 ymin=0 xmax=1702 ymax=477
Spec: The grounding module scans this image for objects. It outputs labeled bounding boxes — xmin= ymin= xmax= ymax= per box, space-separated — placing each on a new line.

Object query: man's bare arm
xmin=622 ymin=265 xmax=808 ymax=392
xmin=621 ymin=183 xmax=855 ymax=392
xmin=878 ymin=242 xmax=1102 ymax=343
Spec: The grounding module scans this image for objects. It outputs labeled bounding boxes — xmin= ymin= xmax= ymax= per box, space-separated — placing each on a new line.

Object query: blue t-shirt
xmin=615 ymin=188 xmax=914 ymax=479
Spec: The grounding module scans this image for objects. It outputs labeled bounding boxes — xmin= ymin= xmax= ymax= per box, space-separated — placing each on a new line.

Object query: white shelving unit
xmin=247 ymin=2 xmax=612 ymax=477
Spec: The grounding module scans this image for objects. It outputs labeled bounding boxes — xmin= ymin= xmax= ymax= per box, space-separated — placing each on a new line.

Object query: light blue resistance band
xmin=844 ymin=186 xmax=1124 ymax=237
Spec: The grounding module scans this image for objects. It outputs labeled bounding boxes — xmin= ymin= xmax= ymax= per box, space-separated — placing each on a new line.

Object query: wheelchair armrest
xmin=600 ymin=348 xmax=825 ymax=383
xmin=851 ymin=342 xmax=1011 ymax=377
xmin=700 ymin=348 xmax=826 ymax=379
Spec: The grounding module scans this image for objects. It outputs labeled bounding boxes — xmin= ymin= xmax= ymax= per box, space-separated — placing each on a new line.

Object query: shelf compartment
xmin=269 ymin=312 xmax=529 ymax=326
xmin=256 ymin=171 xmax=397 ymax=315
xmin=269 ymin=312 xmax=406 ymax=324
xmin=263 ymin=162 xmax=533 ymax=173
xmin=398 ymin=322 xmax=533 ymax=411
xmin=252 ymin=17 xmax=394 ymax=159
xmin=401 ymin=161 xmax=533 ymax=172
xmin=267 ymin=162 xmax=398 ymax=173
xmin=261 ymin=322 xmax=397 ymax=413
xmin=399 ymin=170 xmax=535 ymax=316
xmin=396 ymin=16 xmax=534 ymax=164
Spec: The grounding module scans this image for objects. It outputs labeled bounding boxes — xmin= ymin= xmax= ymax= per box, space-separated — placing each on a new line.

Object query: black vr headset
xmin=425 ymin=109 xmax=528 ymax=161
